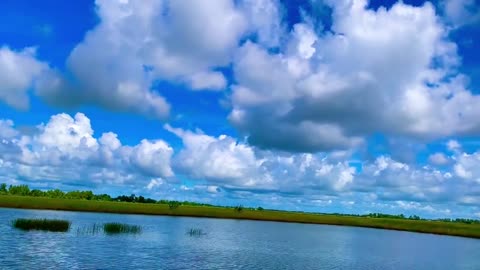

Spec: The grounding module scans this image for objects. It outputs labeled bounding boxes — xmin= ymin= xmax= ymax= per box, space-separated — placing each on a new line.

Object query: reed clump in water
xmin=76 ymin=223 xmax=103 ymax=235
xmin=103 ymin=222 xmax=142 ymax=234
xmin=187 ymin=228 xmax=205 ymax=236
xmin=12 ymin=218 xmax=70 ymax=232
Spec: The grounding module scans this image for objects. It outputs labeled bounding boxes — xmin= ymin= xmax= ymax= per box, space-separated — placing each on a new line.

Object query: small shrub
xmin=168 ymin=201 xmax=181 ymax=210
xmin=234 ymin=205 xmax=244 ymax=213
xmin=0 ymin=183 xmax=7 ymax=194
xmin=103 ymin=223 xmax=142 ymax=234
xmin=12 ymin=218 xmax=70 ymax=232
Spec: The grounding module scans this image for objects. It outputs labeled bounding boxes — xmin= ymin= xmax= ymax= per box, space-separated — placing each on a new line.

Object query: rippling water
xmin=1 ymin=208 xmax=479 ymax=269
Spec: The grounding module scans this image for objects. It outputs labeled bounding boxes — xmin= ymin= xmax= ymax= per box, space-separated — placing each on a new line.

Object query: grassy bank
xmin=1 ymin=195 xmax=479 ymax=239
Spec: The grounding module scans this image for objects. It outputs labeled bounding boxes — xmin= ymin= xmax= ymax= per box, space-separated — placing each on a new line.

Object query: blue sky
xmin=1 ymin=0 xmax=480 ymax=218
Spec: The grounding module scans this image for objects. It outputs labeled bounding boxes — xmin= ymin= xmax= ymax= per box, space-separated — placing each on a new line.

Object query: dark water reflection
xmin=1 ymin=208 xmax=479 ymax=269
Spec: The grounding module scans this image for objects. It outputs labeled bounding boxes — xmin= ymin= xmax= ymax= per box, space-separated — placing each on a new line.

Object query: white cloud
xmin=447 ymin=139 xmax=461 ymax=151
xmin=35 ymin=0 xmax=261 ymax=118
xmin=130 ymin=139 xmax=174 ymax=177
xmin=395 ymin=201 xmax=451 ymax=215
xmin=453 ymin=153 xmax=480 ymax=183
xmin=146 ymin=178 xmax=164 ymax=190
xmin=0 ymin=112 xmax=174 ymax=187
xmin=428 ymin=152 xmax=450 ymax=165
xmin=230 ymin=0 xmax=480 ymax=152
xmin=0 ymin=46 xmax=50 ymax=110
xmin=240 ymin=0 xmax=284 ymax=47
xmin=207 ymin=185 xmax=220 ymax=193
xmin=442 ymin=0 xmax=480 ymax=27
xmin=188 ymin=71 xmax=227 ymax=91
xmin=27 ymin=0 xmax=289 ymax=119
xmin=36 ymin=112 xmax=98 ymax=154
xmin=165 ymin=124 xmax=259 ymax=184
xmin=0 ymin=120 xmax=18 ymax=138
xmin=166 ymin=125 xmax=356 ymax=191
xmin=357 ymin=156 xmax=452 ymax=202
xmin=454 ymin=163 xmax=472 ymax=179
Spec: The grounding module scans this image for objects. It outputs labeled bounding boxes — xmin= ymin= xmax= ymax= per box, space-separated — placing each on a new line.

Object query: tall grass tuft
xmin=103 ymin=223 xmax=142 ymax=234
xmin=187 ymin=228 xmax=205 ymax=236
xmin=12 ymin=218 xmax=70 ymax=232
xmin=76 ymin=223 xmax=102 ymax=235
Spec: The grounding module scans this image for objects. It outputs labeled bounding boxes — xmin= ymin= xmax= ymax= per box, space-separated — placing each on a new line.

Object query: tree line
xmin=0 ymin=183 xmax=214 ymax=207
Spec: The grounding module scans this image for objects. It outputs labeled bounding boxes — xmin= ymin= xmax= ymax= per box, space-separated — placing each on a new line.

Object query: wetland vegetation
xmin=103 ymin=223 xmax=142 ymax=234
xmin=12 ymin=218 xmax=71 ymax=232
xmin=2 ymin=184 xmax=480 ymax=239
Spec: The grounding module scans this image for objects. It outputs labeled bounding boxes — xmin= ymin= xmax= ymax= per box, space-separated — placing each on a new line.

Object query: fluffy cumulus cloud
xmin=354 ymin=142 xmax=480 ymax=210
xmin=3 ymin=0 xmax=480 ymax=147
xmin=166 ymin=125 xmax=358 ymax=192
xmin=0 ymin=0 xmax=284 ymax=118
xmin=0 ymin=46 xmax=51 ymax=110
xmin=356 ymin=156 xmax=451 ymax=202
xmin=240 ymin=0 xmax=284 ymax=47
xmin=0 ymin=112 xmax=173 ymax=187
xmin=230 ymin=0 xmax=480 ymax=152
xmin=34 ymin=0 xmax=284 ymax=119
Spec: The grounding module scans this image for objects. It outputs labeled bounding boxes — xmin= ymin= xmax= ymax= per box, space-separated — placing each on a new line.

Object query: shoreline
xmin=1 ymin=195 xmax=479 ymax=239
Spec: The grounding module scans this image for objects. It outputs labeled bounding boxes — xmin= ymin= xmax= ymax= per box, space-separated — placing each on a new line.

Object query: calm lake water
xmin=0 ymin=208 xmax=479 ymax=269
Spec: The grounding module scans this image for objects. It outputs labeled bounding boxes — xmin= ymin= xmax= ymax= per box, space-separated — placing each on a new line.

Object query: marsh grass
xmin=76 ymin=223 xmax=103 ymax=235
xmin=103 ymin=223 xmax=142 ymax=234
xmin=12 ymin=218 xmax=70 ymax=232
xmin=187 ymin=228 xmax=205 ymax=236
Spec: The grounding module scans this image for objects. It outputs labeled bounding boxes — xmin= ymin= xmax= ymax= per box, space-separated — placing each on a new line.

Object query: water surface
xmin=1 ymin=208 xmax=478 ymax=269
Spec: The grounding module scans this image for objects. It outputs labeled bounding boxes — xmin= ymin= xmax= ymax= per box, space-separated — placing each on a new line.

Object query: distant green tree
xmin=158 ymin=199 xmax=169 ymax=204
xmin=0 ymin=183 xmax=7 ymax=194
xmin=257 ymin=207 xmax=264 ymax=211
xmin=144 ymin=198 xmax=156 ymax=203
xmin=66 ymin=190 xmax=94 ymax=200
xmin=234 ymin=205 xmax=244 ymax=213
xmin=438 ymin=218 xmax=452 ymax=222
xmin=93 ymin=194 xmax=112 ymax=201
xmin=30 ymin=189 xmax=46 ymax=197
xmin=168 ymin=201 xmax=181 ymax=210
xmin=8 ymin=184 xmax=30 ymax=196
xmin=454 ymin=218 xmax=479 ymax=224
xmin=46 ymin=189 xmax=65 ymax=198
